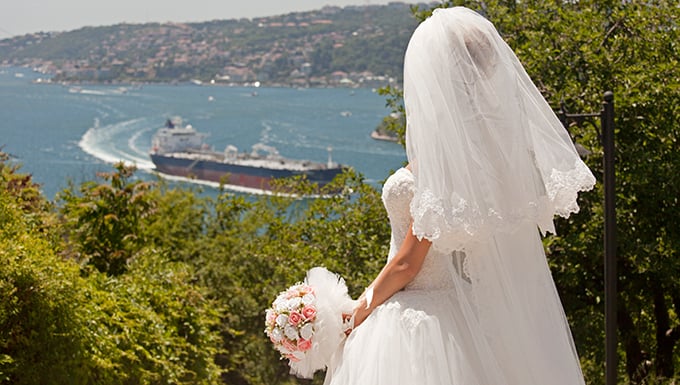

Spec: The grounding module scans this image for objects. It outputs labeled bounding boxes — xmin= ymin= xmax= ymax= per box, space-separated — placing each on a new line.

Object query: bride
xmin=324 ymin=7 xmax=595 ymax=385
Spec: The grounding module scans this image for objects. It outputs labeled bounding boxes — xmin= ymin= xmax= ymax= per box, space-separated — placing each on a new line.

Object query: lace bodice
xmin=381 ymin=168 xmax=455 ymax=290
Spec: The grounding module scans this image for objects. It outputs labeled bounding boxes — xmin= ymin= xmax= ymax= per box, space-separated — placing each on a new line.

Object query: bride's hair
xmin=463 ymin=27 xmax=498 ymax=79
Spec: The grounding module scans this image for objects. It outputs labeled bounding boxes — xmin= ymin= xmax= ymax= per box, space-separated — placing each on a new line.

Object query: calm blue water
xmin=0 ymin=67 xmax=405 ymax=199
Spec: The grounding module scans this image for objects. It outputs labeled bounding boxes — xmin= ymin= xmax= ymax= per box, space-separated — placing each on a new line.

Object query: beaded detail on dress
xmin=381 ymin=168 xmax=455 ymax=290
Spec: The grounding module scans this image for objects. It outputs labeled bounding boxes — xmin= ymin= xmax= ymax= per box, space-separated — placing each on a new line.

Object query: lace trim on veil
xmin=410 ymin=160 xmax=595 ymax=252
xmin=547 ymin=160 xmax=596 ymax=218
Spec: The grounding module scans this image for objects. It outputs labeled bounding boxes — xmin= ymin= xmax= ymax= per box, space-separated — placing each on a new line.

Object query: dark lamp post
xmin=557 ymin=91 xmax=617 ymax=385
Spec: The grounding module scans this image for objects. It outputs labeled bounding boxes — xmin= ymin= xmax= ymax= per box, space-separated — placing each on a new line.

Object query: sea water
xmin=0 ymin=67 xmax=406 ymax=199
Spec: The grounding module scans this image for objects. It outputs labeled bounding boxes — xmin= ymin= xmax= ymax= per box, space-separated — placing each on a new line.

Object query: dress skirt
xmin=324 ymin=286 xmax=494 ymax=385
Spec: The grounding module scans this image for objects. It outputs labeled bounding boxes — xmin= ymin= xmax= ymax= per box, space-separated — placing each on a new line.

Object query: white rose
xmin=301 ymin=293 xmax=315 ymax=305
xmin=299 ymin=323 xmax=314 ymax=340
xmin=273 ymin=297 xmax=286 ymax=312
xmin=284 ymin=324 xmax=299 ymax=340
xmin=271 ymin=327 xmax=283 ymax=342
xmin=276 ymin=314 xmax=288 ymax=327
xmin=287 ymin=297 xmax=302 ymax=309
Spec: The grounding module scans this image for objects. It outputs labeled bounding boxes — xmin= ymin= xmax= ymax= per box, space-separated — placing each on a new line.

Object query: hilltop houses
xmin=1 ymin=3 xmax=413 ymax=88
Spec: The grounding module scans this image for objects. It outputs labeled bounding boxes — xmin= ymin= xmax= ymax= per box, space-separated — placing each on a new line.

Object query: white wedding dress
xmin=324 ymin=167 xmax=586 ymax=385
xmin=324 ymin=7 xmax=593 ymax=384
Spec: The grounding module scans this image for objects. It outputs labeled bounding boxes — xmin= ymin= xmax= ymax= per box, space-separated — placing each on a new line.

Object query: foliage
xmin=1 ymin=149 xmax=391 ymax=385
xmin=78 ymin=251 xmax=222 ymax=385
xmin=58 ymin=162 xmax=155 ymax=275
xmin=374 ymin=85 xmax=405 ymax=145
xmin=142 ymin=183 xmax=209 ymax=262
xmin=0 ymin=182 xmax=88 ymax=385
xmin=0 ymin=155 xmax=223 ymax=385
xmin=328 ymin=27 xmax=413 ymax=79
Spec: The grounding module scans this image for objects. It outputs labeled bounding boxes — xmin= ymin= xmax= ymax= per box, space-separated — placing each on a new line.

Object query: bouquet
xmin=265 ymin=267 xmax=355 ymax=378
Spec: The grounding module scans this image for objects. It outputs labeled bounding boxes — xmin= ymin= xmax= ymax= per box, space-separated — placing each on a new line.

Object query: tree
xmin=0 ymin=154 xmax=89 ymax=385
xmin=1 ymin=157 xmax=223 ymax=385
xmin=58 ymin=162 xmax=155 ymax=275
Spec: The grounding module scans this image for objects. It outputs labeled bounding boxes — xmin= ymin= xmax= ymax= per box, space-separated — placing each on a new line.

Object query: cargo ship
xmin=149 ymin=118 xmax=345 ymax=191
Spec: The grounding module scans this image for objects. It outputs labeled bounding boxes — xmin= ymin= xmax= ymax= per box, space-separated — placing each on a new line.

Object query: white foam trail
xmin=260 ymin=121 xmax=273 ymax=143
xmin=78 ymin=89 xmax=109 ymax=96
xmin=128 ymin=127 xmax=153 ymax=157
xmin=73 ymin=87 xmax=129 ymax=96
xmin=79 ymin=118 xmax=155 ymax=170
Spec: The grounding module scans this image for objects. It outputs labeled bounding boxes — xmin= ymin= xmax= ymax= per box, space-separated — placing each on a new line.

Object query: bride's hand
xmin=342 ymin=313 xmax=354 ymax=336
xmin=343 ymin=297 xmax=369 ymax=335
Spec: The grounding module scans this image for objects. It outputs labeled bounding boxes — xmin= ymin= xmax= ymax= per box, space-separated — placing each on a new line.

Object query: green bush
xmin=78 ymin=251 xmax=222 ymax=385
xmin=1 ymin=157 xmax=223 ymax=385
xmin=58 ymin=163 xmax=155 ymax=275
xmin=0 ymin=191 xmax=90 ymax=385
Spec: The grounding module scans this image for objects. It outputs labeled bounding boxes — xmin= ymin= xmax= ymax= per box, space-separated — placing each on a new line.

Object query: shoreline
xmin=370 ymin=130 xmax=399 ymax=143
xmin=7 ymin=64 xmax=396 ymax=90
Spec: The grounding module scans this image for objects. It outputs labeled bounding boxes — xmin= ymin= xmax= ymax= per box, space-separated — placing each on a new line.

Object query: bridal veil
xmin=404 ymin=7 xmax=595 ymax=384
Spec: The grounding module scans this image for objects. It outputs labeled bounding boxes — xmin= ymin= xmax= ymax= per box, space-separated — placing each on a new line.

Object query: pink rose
xmin=281 ymin=338 xmax=297 ymax=353
xmin=302 ymin=305 xmax=317 ymax=321
xmin=297 ymin=338 xmax=312 ymax=352
xmin=288 ymin=311 xmax=302 ymax=326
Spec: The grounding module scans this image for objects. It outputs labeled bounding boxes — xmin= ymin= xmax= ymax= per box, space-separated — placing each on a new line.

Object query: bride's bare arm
xmin=350 ymin=222 xmax=431 ymax=329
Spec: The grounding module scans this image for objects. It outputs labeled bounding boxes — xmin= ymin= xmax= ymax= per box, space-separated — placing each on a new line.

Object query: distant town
xmin=0 ymin=3 xmax=423 ymax=88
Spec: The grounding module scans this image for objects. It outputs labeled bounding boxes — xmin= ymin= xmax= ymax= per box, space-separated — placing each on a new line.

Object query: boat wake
xmin=78 ymin=118 xmax=155 ymax=170
xmin=69 ymin=86 xmax=129 ymax=96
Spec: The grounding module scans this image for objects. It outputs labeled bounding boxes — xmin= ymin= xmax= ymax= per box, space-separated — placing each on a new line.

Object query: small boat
xmin=149 ymin=118 xmax=346 ymax=191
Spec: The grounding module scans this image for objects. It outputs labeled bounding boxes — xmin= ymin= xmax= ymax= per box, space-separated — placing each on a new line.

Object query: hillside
xmin=0 ymin=3 xmax=420 ymax=87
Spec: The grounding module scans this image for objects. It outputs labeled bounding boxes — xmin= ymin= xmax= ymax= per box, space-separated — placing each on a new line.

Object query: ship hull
xmin=150 ymin=153 xmax=343 ymax=191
